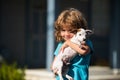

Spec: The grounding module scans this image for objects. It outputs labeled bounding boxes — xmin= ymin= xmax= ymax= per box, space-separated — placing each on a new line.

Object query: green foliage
xmin=0 ymin=62 xmax=25 ymax=80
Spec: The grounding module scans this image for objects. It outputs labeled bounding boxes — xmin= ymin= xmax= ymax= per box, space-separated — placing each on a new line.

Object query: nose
xmin=83 ymin=38 xmax=86 ymax=41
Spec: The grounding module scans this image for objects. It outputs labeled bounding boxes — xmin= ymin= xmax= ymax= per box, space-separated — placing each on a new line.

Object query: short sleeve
xmin=54 ymin=42 xmax=63 ymax=56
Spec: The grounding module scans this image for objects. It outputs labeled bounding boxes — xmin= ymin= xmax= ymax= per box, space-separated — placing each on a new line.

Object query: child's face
xmin=60 ymin=27 xmax=75 ymax=41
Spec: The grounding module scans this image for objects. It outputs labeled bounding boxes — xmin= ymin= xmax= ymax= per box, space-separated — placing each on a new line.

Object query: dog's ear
xmin=86 ymin=29 xmax=94 ymax=35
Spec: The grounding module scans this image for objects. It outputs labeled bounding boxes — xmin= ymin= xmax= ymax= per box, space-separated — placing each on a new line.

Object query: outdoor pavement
xmin=25 ymin=66 xmax=120 ymax=80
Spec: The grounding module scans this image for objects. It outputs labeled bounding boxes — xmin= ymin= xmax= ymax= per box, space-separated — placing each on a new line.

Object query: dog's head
xmin=75 ymin=28 xmax=93 ymax=42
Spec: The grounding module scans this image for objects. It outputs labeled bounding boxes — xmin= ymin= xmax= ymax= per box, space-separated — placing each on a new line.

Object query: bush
xmin=0 ymin=62 xmax=25 ymax=80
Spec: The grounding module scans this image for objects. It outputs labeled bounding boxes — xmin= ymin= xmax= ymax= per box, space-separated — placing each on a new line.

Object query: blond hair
xmin=54 ymin=8 xmax=88 ymax=42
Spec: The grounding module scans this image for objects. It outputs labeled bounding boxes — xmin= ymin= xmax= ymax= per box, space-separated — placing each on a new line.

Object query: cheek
xmin=60 ymin=32 xmax=64 ymax=36
xmin=70 ymin=33 xmax=74 ymax=37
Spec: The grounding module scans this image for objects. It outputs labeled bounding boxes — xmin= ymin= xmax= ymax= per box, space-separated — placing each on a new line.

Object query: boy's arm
xmin=61 ymin=40 xmax=90 ymax=55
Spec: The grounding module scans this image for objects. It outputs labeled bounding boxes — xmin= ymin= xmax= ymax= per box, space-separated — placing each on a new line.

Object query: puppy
xmin=52 ymin=28 xmax=93 ymax=80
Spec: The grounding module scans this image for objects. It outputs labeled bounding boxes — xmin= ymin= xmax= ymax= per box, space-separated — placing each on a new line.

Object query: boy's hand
xmin=60 ymin=41 xmax=69 ymax=53
xmin=80 ymin=41 xmax=90 ymax=53
xmin=80 ymin=41 xmax=87 ymax=50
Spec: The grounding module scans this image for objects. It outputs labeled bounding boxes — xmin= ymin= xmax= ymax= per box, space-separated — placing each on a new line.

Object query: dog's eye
xmin=79 ymin=34 xmax=81 ymax=36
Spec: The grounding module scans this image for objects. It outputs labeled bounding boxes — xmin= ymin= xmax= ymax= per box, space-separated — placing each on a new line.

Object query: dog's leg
xmin=57 ymin=63 xmax=64 ymax=80
xmin=65 ymin=74 xmax=73 ymax=80
xmin=58 ymin=71 xmax=63 ymax=80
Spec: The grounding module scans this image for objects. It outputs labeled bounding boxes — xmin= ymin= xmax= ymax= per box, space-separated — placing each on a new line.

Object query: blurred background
xmin=0 ymin=0 xmax=120 ymax=71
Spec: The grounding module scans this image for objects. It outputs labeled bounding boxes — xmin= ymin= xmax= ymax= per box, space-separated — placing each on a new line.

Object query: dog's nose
xmin=83 ymin=38 xmax=86 ymax=41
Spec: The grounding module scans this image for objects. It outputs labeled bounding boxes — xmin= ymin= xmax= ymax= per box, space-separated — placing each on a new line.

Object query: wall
xmin=0 ymin=0 xmax=25 ymax=66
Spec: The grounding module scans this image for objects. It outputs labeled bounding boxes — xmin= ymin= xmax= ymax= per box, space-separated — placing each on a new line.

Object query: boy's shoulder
xmin=54 ymin=42 xmax=63 ymax=55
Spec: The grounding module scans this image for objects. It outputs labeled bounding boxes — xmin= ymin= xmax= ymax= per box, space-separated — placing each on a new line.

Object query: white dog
xmin=52 ymin=28 xmax=93 ymax=80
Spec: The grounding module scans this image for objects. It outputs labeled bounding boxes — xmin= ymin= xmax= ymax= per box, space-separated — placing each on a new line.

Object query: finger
xmin=81 ymin=45 xmax=87 ymax=50
xmin=81 ymin=41 xmax=86 ymax=44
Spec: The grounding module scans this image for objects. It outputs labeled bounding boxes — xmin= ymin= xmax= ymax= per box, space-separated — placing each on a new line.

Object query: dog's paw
xmin=66 ymin=75 xmax=73 ymax=80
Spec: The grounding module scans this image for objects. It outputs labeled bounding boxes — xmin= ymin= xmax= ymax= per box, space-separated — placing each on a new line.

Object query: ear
xmin=86 ymin=29 xmax=94 ymax=35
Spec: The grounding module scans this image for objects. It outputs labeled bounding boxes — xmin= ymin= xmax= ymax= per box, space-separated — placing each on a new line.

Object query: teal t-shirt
xmin=54 ymin=40 xmax=94 ymax=80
